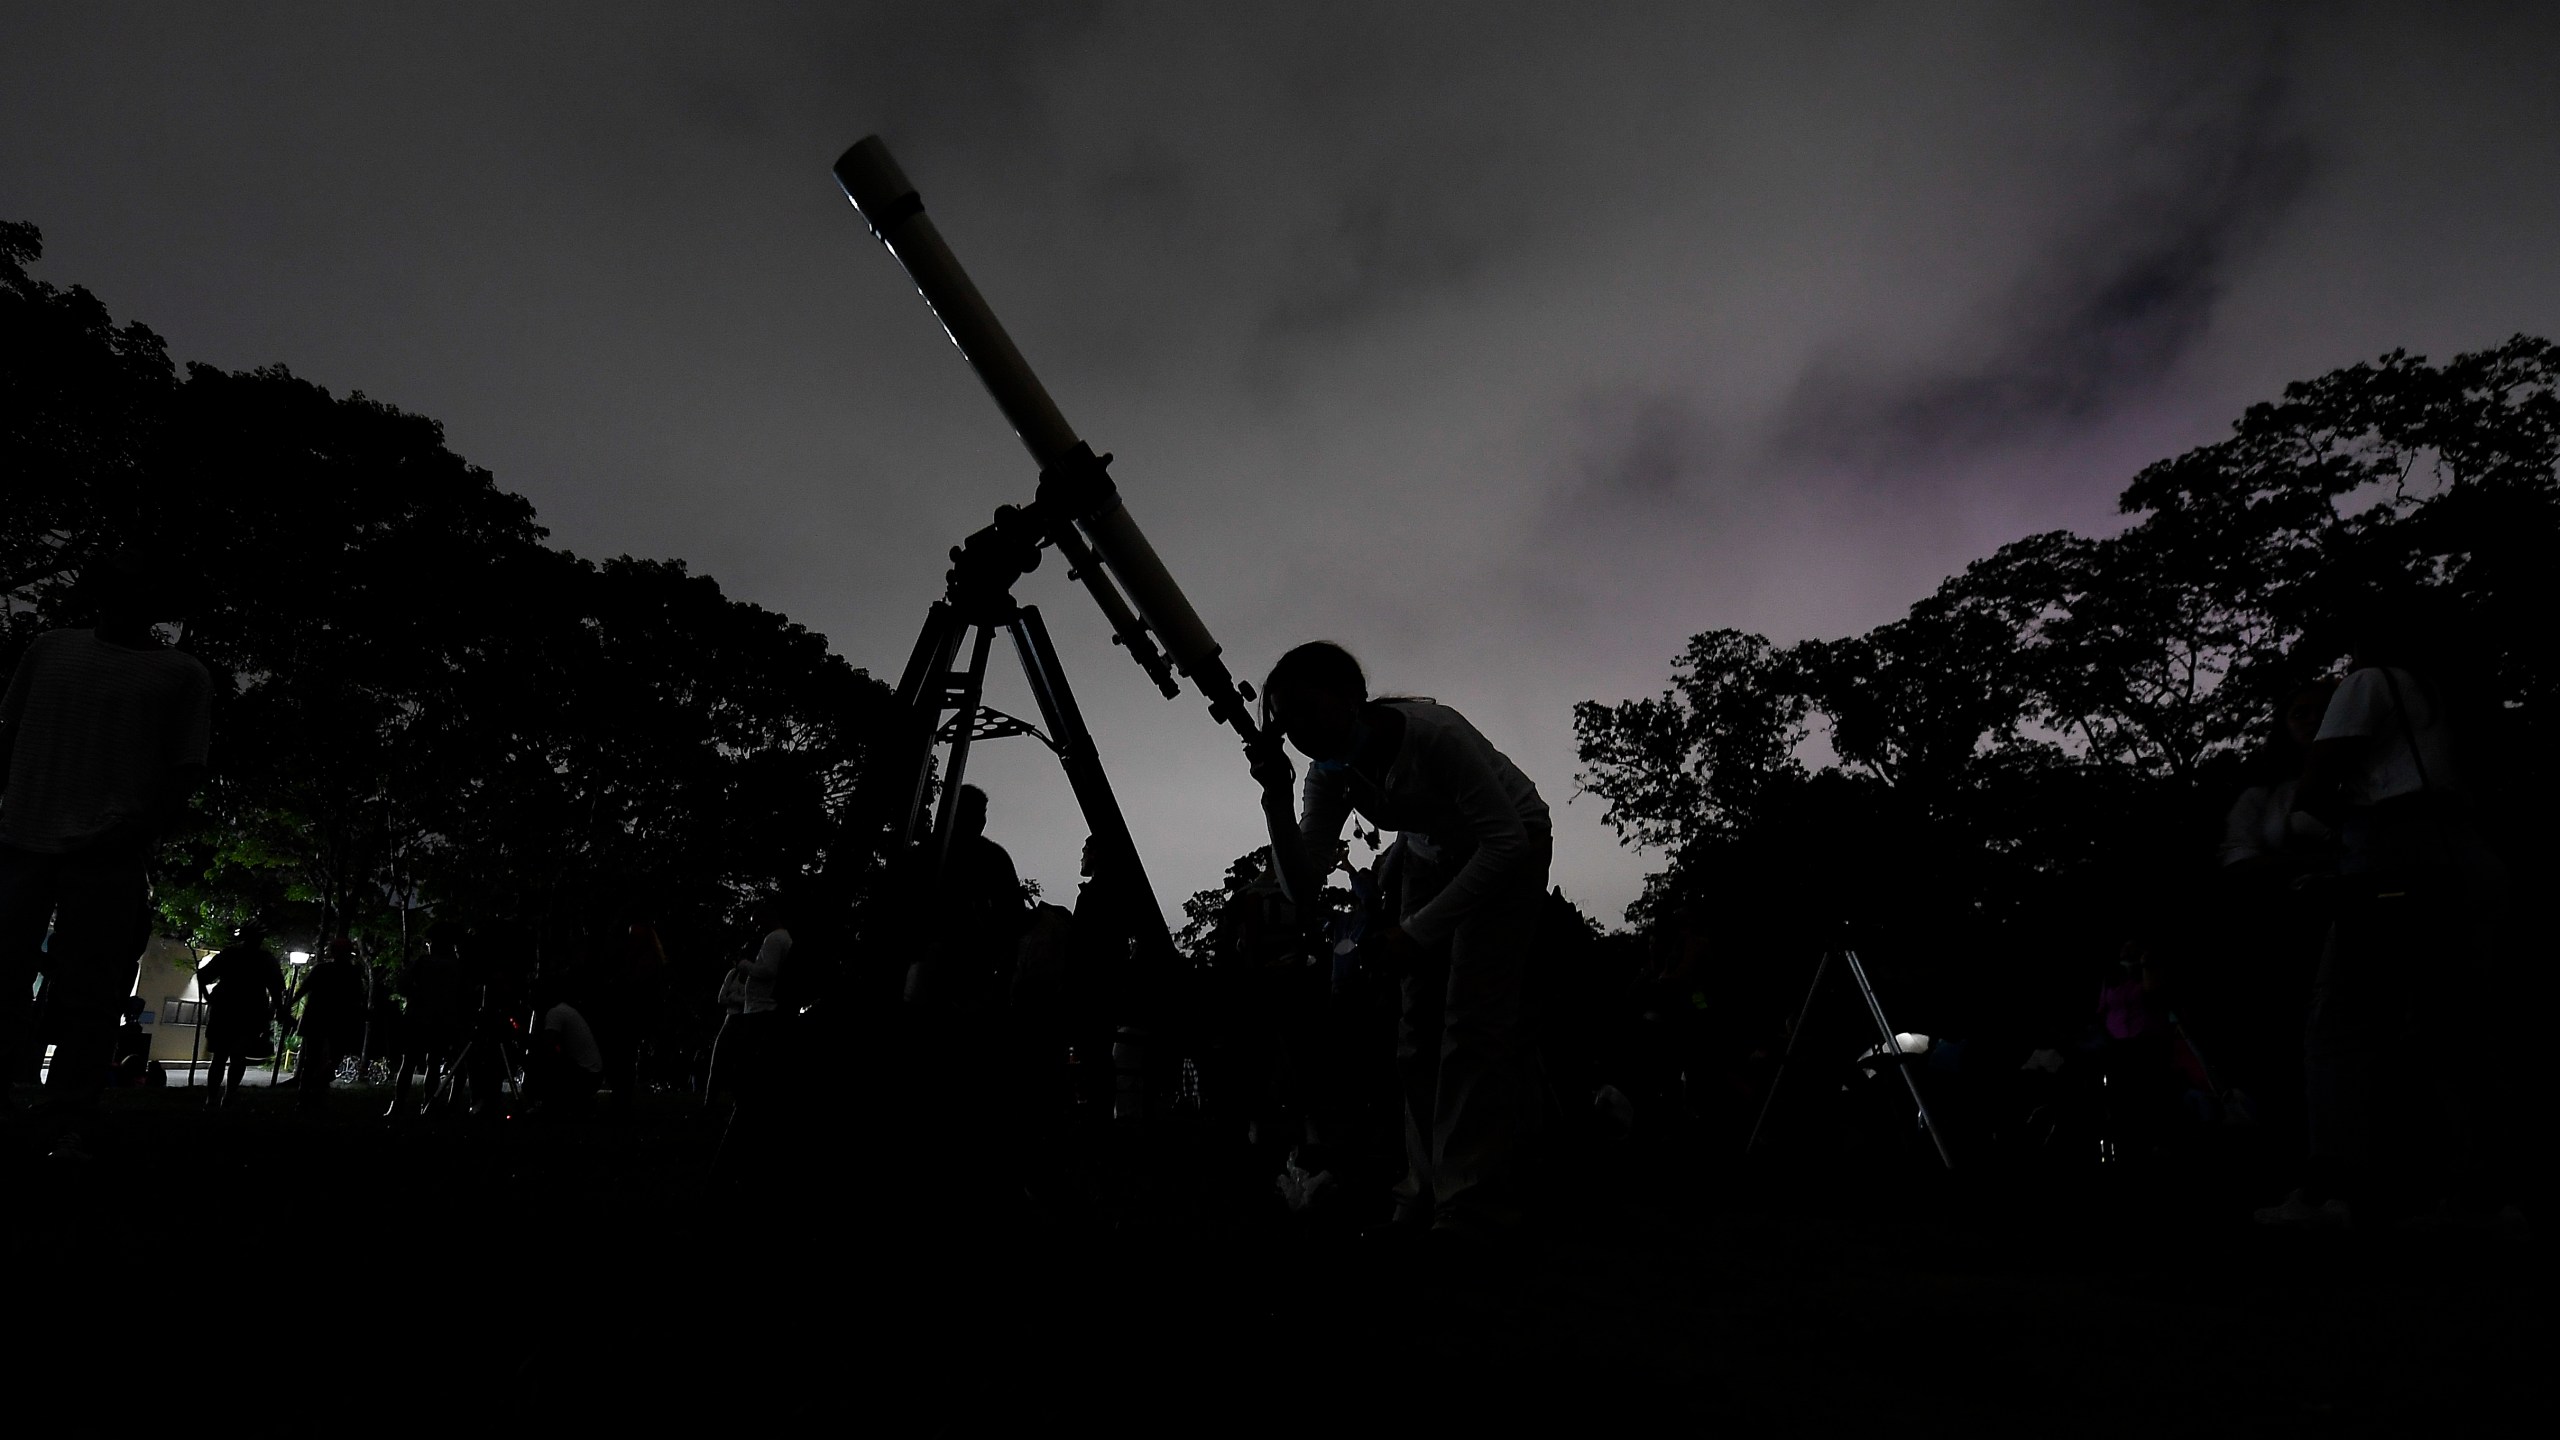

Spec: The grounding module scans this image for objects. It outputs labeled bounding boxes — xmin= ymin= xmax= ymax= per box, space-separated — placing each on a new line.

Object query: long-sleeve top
xmin=1290 ymin=701 xmax=1548 ymax=948
xmin=739 ymin=927 xmax=791 ymax=1015
xmin=2316 ymin=665 xmax=2463 ymax=806
xmin=198 ymin=949 xmax=288 ymax=1032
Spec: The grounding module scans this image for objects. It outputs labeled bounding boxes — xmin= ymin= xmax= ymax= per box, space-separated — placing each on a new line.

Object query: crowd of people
xmin=1 ymin=555 xmax=2530 ymax=1242
xmin=963 ymin=618 xmax=2530 ymax=1241
xmin=177 ymin=919 xmax=687 ymax=1122
xmin=0 ymin=553 xmax=737 ymax=1139
xmin=1552 ymin=598 xmax=2530 ymax=1237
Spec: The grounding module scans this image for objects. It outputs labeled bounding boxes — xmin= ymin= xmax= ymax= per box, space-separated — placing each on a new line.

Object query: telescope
xmin=829 ymin=135 xmax=1265 ymax=977
xmin=834 ymin=137 xmax=1259 ymax=744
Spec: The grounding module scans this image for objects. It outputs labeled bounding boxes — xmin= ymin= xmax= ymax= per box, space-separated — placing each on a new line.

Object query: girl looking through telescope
xmin=1253 ymin=641 xmax=1551 ymax=1243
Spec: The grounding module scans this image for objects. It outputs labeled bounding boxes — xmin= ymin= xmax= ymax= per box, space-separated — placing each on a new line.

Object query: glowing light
xmin=287 ymin=950 xmax=313 ymax=965
xmin=1856 ymin=1033 xmax=1935 ymax=1068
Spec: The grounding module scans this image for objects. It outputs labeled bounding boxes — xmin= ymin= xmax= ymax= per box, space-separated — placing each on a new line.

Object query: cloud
xmin=1255 ymin=182 xmax=1490 ymax=343
xmin=1772 ymin=38 xmax=2316 ymax=467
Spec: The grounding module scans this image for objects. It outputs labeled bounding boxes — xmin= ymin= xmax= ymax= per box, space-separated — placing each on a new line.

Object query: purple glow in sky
xmin=6 ymin=3 xmax=2556 ymax=923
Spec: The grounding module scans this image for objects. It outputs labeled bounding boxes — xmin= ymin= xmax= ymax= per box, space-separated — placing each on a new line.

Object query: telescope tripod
xmin=1745 ymin=945 xmax=1955 ymax=1170
xmin=887 ymin=594 xmax=1176 ymax=971
xmin=827 ymin=136 xmax=1280 ymax=1152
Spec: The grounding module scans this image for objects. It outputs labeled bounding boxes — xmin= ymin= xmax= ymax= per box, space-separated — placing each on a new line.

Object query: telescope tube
xmin=833 ymin=137 xmax=1254 ymax=737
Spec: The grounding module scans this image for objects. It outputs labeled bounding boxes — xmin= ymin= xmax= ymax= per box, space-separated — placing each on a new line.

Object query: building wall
xmin=134 ymin=935 xmax=206 ymax=1065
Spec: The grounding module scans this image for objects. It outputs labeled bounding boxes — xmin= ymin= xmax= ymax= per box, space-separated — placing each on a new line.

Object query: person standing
xmin=385 ymin=938 xmax=463 ymax=1118
xmin=722 ymin=898 xmax=794 ymax=1109
xmin=2211 ymin=681 xmax=2336 ymax=1152
xmin=197 ymin=927 xmax=288 ymax=1109
xmin=363 ymin=967 xmax=405 ymax=1086
xmin=291 ymin=938 xmax=367 ymax=1111
xmin=527 ymin=988 xmax=606 ymax=1116
xmin=593 ymin=922 xmax=669 ymax=1117
xmin=0 ymin=550 xmax=211 ymax=1124
xmin=1060 ymin=836 xmax=1149 ymax=1107
xmin=2217 ymin=682 xmax=2338 ymax=880
xmin=1255 ymin=641 xmax=1552 ymax=1243
xmin=931 ymin=785 xmax=1026 ymax=1012
xmin=702 ymin=962 xmax=750 ymax=1112
xmin=2261 ymin=606 xmax=2510 ymax=1229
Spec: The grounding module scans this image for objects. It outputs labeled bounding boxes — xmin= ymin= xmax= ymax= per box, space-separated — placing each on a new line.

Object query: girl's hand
xmin=1247 ymin=737 xmax=1296 ymax=805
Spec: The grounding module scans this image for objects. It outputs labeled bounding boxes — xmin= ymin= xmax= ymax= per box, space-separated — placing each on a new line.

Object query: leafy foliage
xmin=1578 ymin=337 xmax=2560 ymax=934
xmin=3 ymin=224 xmax=901 ymax=977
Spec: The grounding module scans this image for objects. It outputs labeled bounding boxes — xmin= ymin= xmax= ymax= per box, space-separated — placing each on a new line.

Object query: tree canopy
xmin=1576 ymin=337 xmax=2559 ymax=960
xmin=4 ymin=222 xmax=902 ymax=976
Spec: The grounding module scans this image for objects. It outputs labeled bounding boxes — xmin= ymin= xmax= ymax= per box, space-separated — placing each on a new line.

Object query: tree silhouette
xmin=3 ymin=222 xmax=901 ymax=980
xmin=1579 ymin=336 xmax=2559 ymax=940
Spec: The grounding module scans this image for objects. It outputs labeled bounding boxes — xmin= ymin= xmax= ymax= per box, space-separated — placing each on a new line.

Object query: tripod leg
xmin=1007 ymin=607 xmax=1179 ymax=968
xmin=812 ymin=603 xmax=968 ymax=903
xmin=894 ymin=602 xmax=972 ymax=848
xmin=929 ymin=626 xmax=999 ymax=867
xmin=1840 ymin=949 xmax=1954 ymax=1170
xmin=436 ymin=1038 xmax=470 ymax=1110
xmin=1746 ymin=951 xmax=1835 ymax=1158
xmin=1011 ymin=607 xmax=1184 ymax=1136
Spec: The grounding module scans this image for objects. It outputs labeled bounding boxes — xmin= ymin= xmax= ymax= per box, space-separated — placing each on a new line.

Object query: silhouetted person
xmin=712 ymin=898 xmax=793 ymax=1117
xmin=1624 ymin=899 xmax=1788 ymax=1143
xmin=292 ymin=938 xmax=366 ymax=1111
xmin=453 ymin=950 xmax=529 ymax=1120
xmin=0 ymin=549 xmax=210 ymax=1127
xmin=932 ymin=785 xmax=1026 ymax=1012
xmin=703 ymin=963 xmax=749 ymax=1112
xmin=386 ymin=939 xmax=464 ymax=1117
xmin=2092 ymin=932 xmax=2189 ymax=1154
xmin=707 ymin=897 xmax=802 ymax=1185
xmin=526 ymin=987 xmax=605 ymax=1117
xmin=1067 ymin=836 xmax=1172 ymax=1031
xmin=1012 ymin=891 xmax=1075 ymax=1019
xmin=1256 ymin=641 xmax=1552 ymax=1244
xmin=2211 ymin=681 xmax=2337 ymax=1149
xmin=594 ymin=922 xmax=670 ymax=1115
xmin=1041 ymin=833 xmax=1178 ymax=1131
xmin=363 ymin=973 xmax=404 ymax=1080
xmin=112 ymin=994 xmax=152 ymax=1086
xmin=2219 ymin=682 xmax=2339 ymax=881
xmin=2260 ymin=605 xmax=2510 ymax=1229
xmin=199 ymin=928 xmax=287 ymax=1110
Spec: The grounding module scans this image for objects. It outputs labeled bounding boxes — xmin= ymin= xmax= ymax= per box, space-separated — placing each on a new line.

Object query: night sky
xmin=7 ymin=3 xmax=2556 ymax=925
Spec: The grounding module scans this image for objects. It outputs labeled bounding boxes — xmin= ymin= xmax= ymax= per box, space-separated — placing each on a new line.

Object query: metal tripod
xmin=824 ymin=136 xmax=1279 ymax=1152
xmin=885 ymin=594 xmax=1178 ymax=969
xmin=1745 ymin=946 xmax=1955 ymax=1170
xmin=432 ymin=992 xmax=525 ymax=1117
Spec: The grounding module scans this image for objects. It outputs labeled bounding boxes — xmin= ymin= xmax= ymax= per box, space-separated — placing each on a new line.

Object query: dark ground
xmin=6 ymin=1080 xmax=2545 ymax=1435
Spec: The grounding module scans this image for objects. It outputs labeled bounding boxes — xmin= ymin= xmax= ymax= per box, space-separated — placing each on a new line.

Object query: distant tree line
xmin=1574 ymin=336 xmax=2557 ymax=1023
xmin=3 ymin=221 xmax=904 ymax=979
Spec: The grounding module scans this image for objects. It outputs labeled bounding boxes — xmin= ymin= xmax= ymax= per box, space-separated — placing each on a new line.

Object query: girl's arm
xmin=1255 ymin=741 xmax=1342 ymax=909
